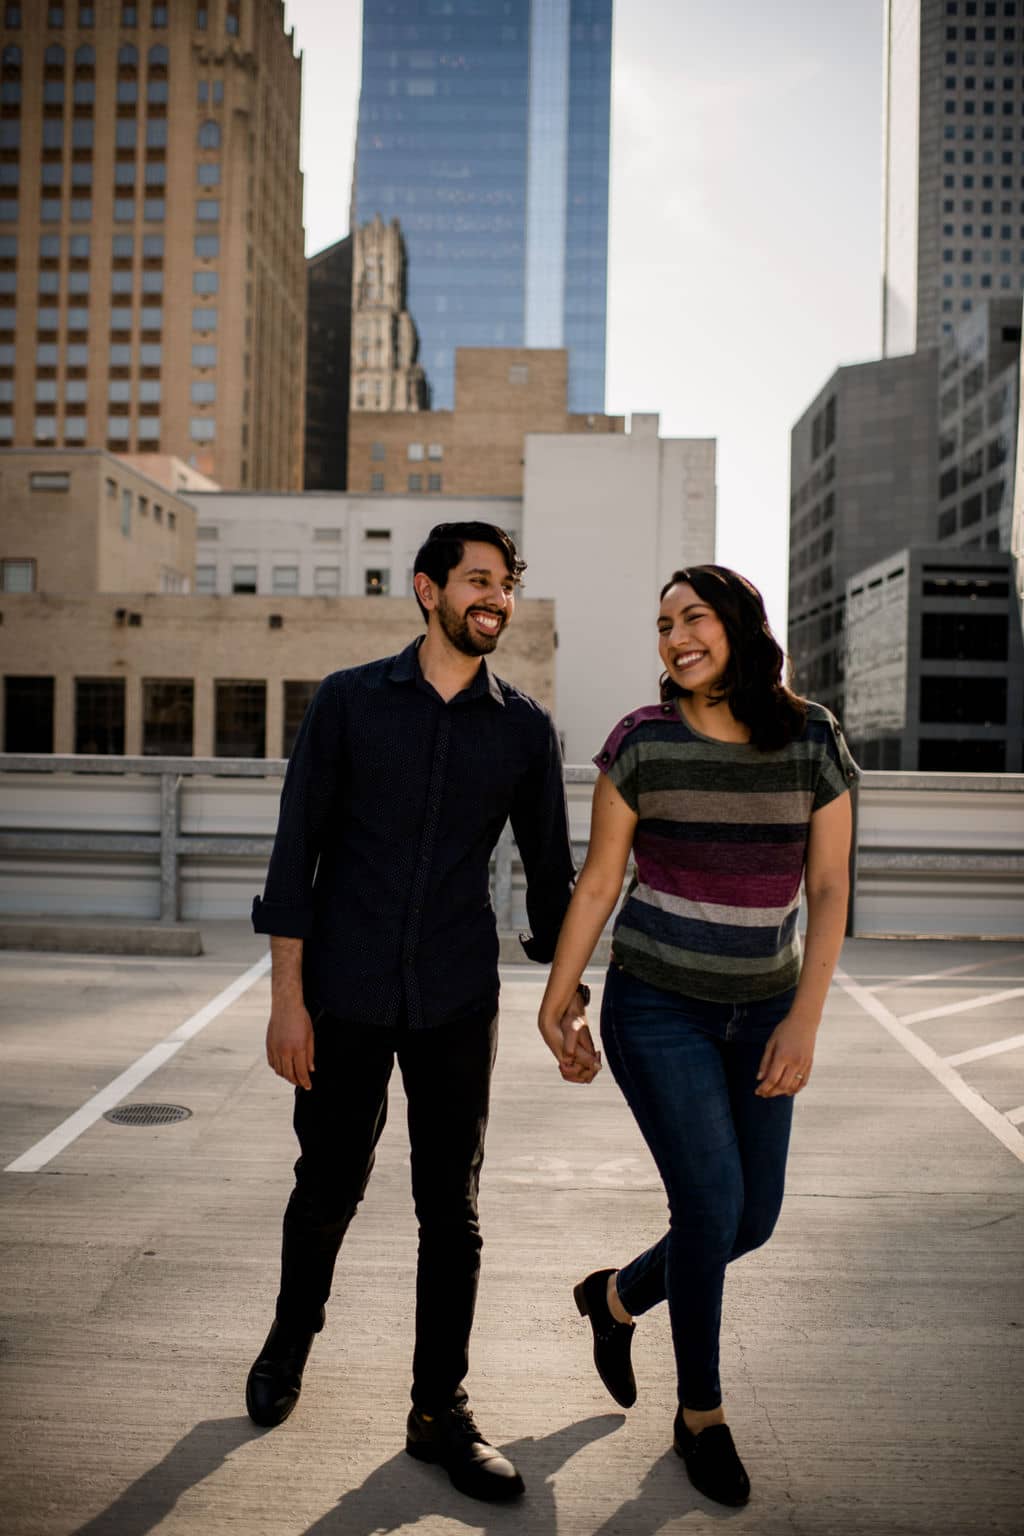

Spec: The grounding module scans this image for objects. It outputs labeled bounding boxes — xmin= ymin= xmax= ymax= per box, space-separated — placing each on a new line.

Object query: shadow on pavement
xmin=70 ymin=1412 xmax=628 ymax=1536
xmin=71 ymin=1416 xmax=258 ymax=1535
xmin=302 ymin=1413 xmax=625 ymax=1536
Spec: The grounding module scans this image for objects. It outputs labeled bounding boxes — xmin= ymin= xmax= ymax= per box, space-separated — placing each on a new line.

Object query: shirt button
xmin=600 ymin=751 xmax=610 ymax=762
xmin=662 ymin=704 xmax=672 ymax=714
xmin=623 ymin=716 xmax=634 ymax=727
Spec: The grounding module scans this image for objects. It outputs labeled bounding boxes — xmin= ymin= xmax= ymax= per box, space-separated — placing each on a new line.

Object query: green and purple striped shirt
xmin=595 ymin=699 xmax=859 ymax=1004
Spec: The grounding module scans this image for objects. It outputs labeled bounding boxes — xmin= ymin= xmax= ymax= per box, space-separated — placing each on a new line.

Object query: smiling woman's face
xmin=657 ymin=582 xmax=731 ymax=695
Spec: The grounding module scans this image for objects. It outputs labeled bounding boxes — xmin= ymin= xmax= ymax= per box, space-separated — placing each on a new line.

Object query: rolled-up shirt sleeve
xmin=252 ymin=674 xmax=343 ymax=939
xmin=511 ymin=711 xmax=577 ymax=963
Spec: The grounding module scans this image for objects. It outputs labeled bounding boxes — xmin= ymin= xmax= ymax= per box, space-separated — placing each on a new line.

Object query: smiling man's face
xmin=430 ymin=540 xmax=517 ymax=657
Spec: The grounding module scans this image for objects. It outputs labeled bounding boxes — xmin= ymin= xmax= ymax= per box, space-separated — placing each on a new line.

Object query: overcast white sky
xmin=283 ymin=0 xmax=884 ymax=637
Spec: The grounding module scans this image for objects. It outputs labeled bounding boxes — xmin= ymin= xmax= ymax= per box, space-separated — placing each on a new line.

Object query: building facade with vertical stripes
xmin=0 ymin=0 xmax=306 ymax=491
xmin=351 ymin=0 xmax=612 ymax=413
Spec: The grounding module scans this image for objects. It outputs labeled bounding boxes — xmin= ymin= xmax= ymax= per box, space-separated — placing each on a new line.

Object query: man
xmin=246 ymin=522 xmax=598 ymax=1504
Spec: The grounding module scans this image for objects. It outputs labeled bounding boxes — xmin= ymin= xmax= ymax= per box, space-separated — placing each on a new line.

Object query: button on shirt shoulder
xmin=252 ymin=640 xmax=576 ymax=1031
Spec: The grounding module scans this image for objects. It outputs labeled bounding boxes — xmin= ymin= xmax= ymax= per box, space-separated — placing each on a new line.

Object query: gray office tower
xmin=351 ymin=0 xmax=612 ymax=412
xmin=882 ymin=0 xmax=1024 ymax=356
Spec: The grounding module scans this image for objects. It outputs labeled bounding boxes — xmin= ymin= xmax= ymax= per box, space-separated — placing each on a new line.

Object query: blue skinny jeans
xmin=600 ymin=962 xmax=797 ymax=1411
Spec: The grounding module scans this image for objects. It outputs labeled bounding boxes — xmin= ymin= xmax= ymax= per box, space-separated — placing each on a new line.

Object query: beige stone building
xmin=0 ymin=0 xmax=305 ymax=489
xmin=350 ymin=216 xmax=425 ymax=414
xmin=0 ymin=446 xmax=195 ymax=595
xmin=348 ymin=347 xmax=624 ymax=498
xmin=0 ymin=591 xmax=556 ymax=757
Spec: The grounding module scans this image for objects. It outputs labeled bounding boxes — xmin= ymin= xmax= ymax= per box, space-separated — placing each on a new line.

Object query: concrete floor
xmin=1 ymin=924 xmax=1022 ymax=1536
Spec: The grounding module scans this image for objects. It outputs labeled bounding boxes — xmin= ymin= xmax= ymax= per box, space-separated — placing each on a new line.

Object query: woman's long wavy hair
xmin=658 ymin=565 xmax=807 ymax=752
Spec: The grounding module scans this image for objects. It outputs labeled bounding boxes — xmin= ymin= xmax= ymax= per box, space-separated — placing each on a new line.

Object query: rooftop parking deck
xmin=1 ymin=925 xmax=1022 ymax=1534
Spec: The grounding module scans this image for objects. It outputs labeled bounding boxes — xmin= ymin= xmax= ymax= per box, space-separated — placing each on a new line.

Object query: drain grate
xmin=103 ymin=1103 xmax=193 ymax=1127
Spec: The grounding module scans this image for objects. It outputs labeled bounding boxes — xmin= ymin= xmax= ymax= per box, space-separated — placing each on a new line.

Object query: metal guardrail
xmin=1 ymin=755 xmax=1023 ymax=935
xmin=0 ymin=754 xmax=602 ymax=925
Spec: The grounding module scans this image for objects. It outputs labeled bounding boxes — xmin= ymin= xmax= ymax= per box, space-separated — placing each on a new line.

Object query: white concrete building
xmin=522 ymin=413 xmax=717 ymax=761
xmin=181 ymin=491 xmax=521 ymax=600
xmin=181 ymin=416 xmax=716 ymax=763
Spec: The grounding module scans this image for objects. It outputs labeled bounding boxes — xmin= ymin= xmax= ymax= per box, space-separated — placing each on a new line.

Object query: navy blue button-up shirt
xmin=252 ymin=638 xmax=576 ymax=1030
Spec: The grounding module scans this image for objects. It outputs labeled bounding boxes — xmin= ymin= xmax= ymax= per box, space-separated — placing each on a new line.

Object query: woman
xmin=538 ymin=565 xmax=857 ymax=1508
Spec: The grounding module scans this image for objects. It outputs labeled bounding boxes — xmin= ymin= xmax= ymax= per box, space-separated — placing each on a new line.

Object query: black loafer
xmin=673 ymin=1412 xmax=750 ymax=1507
xmin=245 ymin=1316 xmax=320 ymax=1427
xmin=406 ymin=1404 xmax=524 ymax=1503
xmin=573 ymin=1268 xmax=637 ymax=1407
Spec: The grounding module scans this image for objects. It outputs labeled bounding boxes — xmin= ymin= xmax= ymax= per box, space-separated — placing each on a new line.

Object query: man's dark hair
xmin=658 ymin=564 xmax=808 ymax=751
xmin=412 ymin=522 xmax=526 ymax=623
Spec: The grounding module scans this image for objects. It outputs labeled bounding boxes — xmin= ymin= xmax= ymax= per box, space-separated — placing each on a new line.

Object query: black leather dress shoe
xmin=405 ymin=1404 xmax=524 ymax=1503
xmin=573 ymin=1268 xmax=637 ymax=1407
xmin=245 ymin=1317 xmax=319 ymax=1427
xmin=673 ymin=1411 xmax=751 ymax=1507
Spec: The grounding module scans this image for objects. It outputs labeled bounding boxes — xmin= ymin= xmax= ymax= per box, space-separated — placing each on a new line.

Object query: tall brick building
xmin=0 ymin=0 xmax=305 ymax=489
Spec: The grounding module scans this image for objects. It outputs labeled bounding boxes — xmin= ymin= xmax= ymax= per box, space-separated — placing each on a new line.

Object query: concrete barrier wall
xmin=0 ymin=758 xmax=1022 ymax=938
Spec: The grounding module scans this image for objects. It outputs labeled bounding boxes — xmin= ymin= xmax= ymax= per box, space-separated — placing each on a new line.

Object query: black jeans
xmin=275 ymin=1006 xmax=498 ymax=1412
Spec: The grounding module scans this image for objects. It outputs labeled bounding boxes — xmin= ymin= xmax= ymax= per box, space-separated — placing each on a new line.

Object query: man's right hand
xmin=266 ymin=1002 xmax=315 ymax=1090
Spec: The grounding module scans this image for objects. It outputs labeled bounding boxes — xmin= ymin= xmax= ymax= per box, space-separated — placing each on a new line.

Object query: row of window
xmin=195 ymin=566 xmax=394 ymax=598
xmin=369 ymin=473 xmax=444 ymax=493
xmin=946 ymin=2 xmax=1018 ymax=16
xmin=4 ymin=674 xmax=293 ymax=763
xmin=368 ymin=440 xmax=444 ymax=462
xmin=0 ymin=339 xmax=214 ymax=368
xmin=4 ymin=4 xmax=238 ymax=32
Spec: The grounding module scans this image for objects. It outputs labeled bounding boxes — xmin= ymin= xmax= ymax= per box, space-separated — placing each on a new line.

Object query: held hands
xmin=538 ymin=989 xmax=602 ymax=1085
xmin=755 ymin=1012 xmax=818 ymax=1098
xmin=266 ymin=1000 xmax=315 ymax=1090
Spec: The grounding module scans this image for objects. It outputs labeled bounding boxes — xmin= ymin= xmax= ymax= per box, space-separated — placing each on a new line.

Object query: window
xmin=192 ymin=343 xmax=216 ymax=366
xmin=194 ymin=234 xmax=219 ymax=258
xmin=75 ymin=677 xmax=125 ymax=754
xmin=198 ymin=119 xmax=220 ymax=149
xmin=920 ymin=674 xmax=1006 ymax=724
xmin=365 ymin=569 xmax=390 ymax=595
xmin=151 ymin=4 xmax=168 ymax=26
xmin=370 ymin=471 xmax=384 ymax=492
xmin=922 ymin=611 xmax=1008 ymax=661
xmin=193 ymin=271 xmax=218 ymax=295
xmin=29 ymin=471 xmax=70 ymax=491
xmin=196 ymin=5 xmax=208 ymax=30
xmin=214 ymin=680 xmax=266 ymax=758
xmin=4 ymin=676 xmax=54 ymax=752
xmin=143 ymin=198 xmax=165 ymax=222
xmin=142 ymin=679 xmax=193 ymax=756
xmin=272 ymin=565 xmax=299 ymax=595
xmin=192 ymin=307 xmax=217 ymax=330
xmin=231 ymin=563 xmax=257 ymax=594
xmin=370 ymin=442 xmax=386 ymax=461
xmin=427 ymin=443 xmax=443 ymax=460
xmin=139 ymin=343 xmax=161 ymax=366
xmin=197 ymin=163 xmax=220 ymax=186
xmin=313 ymin=566 xmax=340 ymax=596
xmin=140 ymin=306 xmax=162 ymax=329
xmin=282 ymin=681 xmax=318 ymax=756
xmin=121 ymin=487 xmax=132 ymax=534
xmin=194 ymin=564 xmax=216 ymax=593
xmin=1 ymin=557 xmax=36 ymax=591
xmin=428 ymin=474 xmax=442 ymax=492
xmin=407 ymin=474 xmax=422 ymax=492
xmin=191 ymin=380 xmax=215 ymax=403
xmin=190 ymin=417 xmax=214 ymax=440
xmin=407 ymin=442 xmax=424 ymax=461
xmin=196 ymin=199 xmax=219 ymax=221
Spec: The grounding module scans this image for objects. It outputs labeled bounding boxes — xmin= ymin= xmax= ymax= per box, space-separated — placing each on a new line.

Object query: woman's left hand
xmin=755 ymin=1015 xmax=818 ymax=1097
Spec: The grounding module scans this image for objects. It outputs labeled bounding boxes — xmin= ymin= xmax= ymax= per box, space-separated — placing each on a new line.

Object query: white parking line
xmin=4 ymin=952 xmax=271 ymax=1175
xmin=835 ymin=969 xmax=1024 ymax=1164
xmin=900 ymin=985 xmax=1024 ymax=1027
xmin=866 ymin=952 xmax=1024 ymax=993
xmin=945 ymin=1031 xmax=1024 ymax=1067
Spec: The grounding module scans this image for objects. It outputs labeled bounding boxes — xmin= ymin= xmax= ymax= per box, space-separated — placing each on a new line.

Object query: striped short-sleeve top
xmin=594 ymin=698 xmax=859 ymax=1004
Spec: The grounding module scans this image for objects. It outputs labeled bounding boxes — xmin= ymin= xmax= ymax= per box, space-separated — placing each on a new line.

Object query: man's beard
xmin=436 ymin=590 xmax=505 ymax=656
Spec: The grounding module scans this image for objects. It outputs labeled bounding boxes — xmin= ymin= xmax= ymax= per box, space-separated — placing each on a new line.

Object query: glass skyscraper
xmin=352 ymin=0 xmax=612 ymax=412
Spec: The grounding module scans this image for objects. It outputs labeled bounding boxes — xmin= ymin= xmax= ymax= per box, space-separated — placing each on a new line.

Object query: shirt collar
xmin=388 ymin=636 xmax=505 ymax=707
